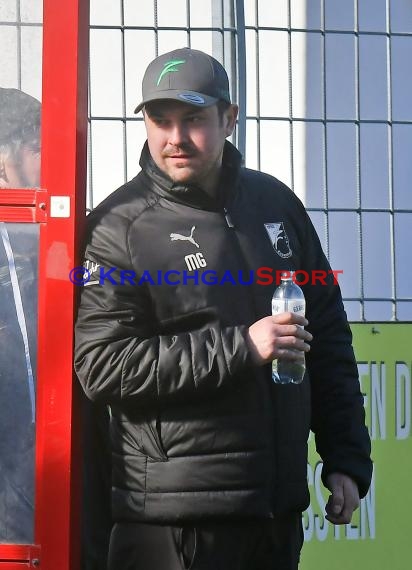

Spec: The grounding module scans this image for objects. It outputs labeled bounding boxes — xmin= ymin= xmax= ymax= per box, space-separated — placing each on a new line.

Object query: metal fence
xmin=88 ymin=0 xmax=412 ymax=322
xmin=2 ymin=0 xmax=410 ymax=322
xmin=0 ymin=0 xmax=43 ymax=97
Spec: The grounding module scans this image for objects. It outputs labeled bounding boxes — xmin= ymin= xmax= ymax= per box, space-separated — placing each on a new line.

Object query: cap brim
xmin=134 ymin=90 xmax=219 ymax=114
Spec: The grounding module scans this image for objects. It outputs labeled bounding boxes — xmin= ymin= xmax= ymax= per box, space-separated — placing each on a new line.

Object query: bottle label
xmin=272 ymin=298 xmax=305 ymax=316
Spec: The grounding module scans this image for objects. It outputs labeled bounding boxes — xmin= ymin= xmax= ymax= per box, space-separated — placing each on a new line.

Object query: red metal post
xmin=34 ymin=1 xmax=89 ymax=569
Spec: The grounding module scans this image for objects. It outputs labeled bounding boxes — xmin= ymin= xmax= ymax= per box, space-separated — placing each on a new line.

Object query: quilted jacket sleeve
xmin=299 ymin=206 xmax=372 ymax=499
xmin=74 ymin=211 xmax=252 ymax=407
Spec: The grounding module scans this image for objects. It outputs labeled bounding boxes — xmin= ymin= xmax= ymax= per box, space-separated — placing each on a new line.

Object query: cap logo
xmin=178 ymin=93 xmax=205 ymax=104
xmin=157 ymin=59 xmax=186 ymax=86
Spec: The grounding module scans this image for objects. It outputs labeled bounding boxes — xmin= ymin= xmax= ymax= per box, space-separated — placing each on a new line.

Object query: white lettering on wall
xmin=395 ymin=362 xmax=411 ymax=440
xmin=371 ymin=362 xmax=386 ymax=440
xmin=304 ymin=462 xmax=376 ymax=542
xmin=360 ymin=466 xmax=376 ymax=539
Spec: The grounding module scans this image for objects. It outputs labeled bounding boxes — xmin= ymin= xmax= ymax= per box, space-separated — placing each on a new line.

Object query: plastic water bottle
xmin=271 ymin=271 xmax=306 ymax=384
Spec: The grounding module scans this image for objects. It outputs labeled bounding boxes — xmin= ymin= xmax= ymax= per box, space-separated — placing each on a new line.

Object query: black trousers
xmin=108 ymin=514 xmax=303 ymax=570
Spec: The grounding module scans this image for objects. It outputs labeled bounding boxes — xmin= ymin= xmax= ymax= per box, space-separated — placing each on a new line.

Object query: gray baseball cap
xmin=134 ymin=47 xmax=231 ymax=113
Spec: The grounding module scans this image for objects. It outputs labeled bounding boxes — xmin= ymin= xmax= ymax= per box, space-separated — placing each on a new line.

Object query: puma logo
xmin=170 ymin=226 xmax=199 ymax=248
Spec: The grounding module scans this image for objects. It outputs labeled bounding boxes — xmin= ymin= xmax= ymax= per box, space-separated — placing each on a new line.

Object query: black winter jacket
xmin=74 ymin=141 xmax=372 ymax=523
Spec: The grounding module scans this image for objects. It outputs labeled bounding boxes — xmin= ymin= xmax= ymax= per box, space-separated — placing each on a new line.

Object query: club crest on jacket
xmin=264 ymin=222 xmax=292 ymax=259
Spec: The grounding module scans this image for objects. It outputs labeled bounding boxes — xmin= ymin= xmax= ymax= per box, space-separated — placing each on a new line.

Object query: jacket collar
xmin=139 ymin=140 xmax=243 ymax=210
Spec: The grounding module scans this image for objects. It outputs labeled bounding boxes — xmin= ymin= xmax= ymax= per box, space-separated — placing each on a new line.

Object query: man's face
xmin=144 ymin=100 xmax=238 ymax=194
xmin=0 ymin=145 xmax=40 ymax=188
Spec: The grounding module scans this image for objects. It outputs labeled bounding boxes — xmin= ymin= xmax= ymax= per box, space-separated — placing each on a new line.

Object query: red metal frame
xmin=0 ymin=566 xmax=32 ymax=570
xmin=0 ymin=189 xmax=47 ymax=222
xmin=0 ymin=0 xmax=89 ymax=568
xmin=35 ymin=0 xmax=89 ymax=568
xmin=0 ymin=546 xmax=40 ymax=568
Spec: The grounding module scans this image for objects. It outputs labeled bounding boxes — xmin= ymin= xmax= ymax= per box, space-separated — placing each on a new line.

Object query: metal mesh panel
xmin=242 ymin=0 xmax=412 ymax=322
xmin=88 ymin=0 xmax=412 ymax=322
xmin=0 ymin=0 xmax=43 ymax=97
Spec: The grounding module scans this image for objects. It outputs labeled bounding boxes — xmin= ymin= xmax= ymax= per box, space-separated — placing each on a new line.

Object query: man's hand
xmin=246 ymin=312 xmax=312 ymax=366
xmin=325 ymin=472 xmax=360 ymax=525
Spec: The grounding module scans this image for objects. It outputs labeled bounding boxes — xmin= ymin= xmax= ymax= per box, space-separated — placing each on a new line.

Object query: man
xmin=75 ymin=48 xmax=372 ymax=570
xmin=0 ymin=87 xmax=40 ymax=542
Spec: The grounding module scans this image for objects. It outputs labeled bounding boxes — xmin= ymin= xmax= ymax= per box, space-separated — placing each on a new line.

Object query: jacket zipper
xmin=222 ymin=204 xmax=276 ymax=511
xmin=223 ymin=207 xmax=235 ymax=228
xmin=221 ymin=206 xmax=259 ymax=319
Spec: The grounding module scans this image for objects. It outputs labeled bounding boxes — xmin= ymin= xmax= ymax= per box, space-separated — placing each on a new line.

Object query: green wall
xmin=301 ymin=323 xmax=411 ymax=570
